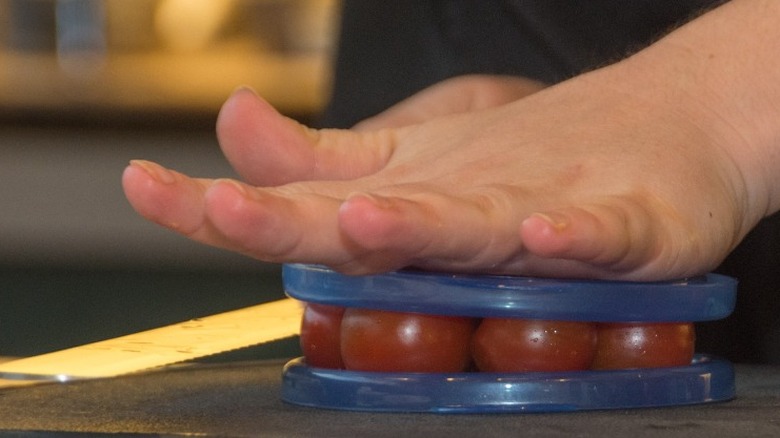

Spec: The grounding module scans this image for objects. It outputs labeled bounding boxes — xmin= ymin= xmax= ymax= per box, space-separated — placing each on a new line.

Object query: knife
xmin=0 ymin=298 xmax=303 ymax=389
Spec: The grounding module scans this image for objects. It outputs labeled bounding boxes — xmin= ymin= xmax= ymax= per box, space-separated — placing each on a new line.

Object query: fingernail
xmin=214 ymin=178 xmax=249 ymax=197
xmin=345 ymin=192 xmax=393 ymax=209
xmin=232 ymin=85 xmax=258 ymax=96
xmin=530 ymin=212 xmax=568 ymax=231
xmin=130 ymin=160 xmax=176 ymax=184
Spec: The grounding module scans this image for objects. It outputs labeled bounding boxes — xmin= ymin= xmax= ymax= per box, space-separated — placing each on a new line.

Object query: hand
xmin=122 ymin=73 xmax=745 ymax=280
xmin=122 ymin=1 xmax=779 ymax=280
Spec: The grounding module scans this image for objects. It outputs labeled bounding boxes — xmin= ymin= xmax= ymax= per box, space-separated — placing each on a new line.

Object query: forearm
xmin=601 ymin=0 xmax=780 ymax=226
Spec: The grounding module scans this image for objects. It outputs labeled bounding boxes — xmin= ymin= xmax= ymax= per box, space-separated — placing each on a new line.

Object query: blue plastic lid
xmin=281 ymin=355 xmax=734 ymax=413
xmin=282 ymin=264 xmax=737 ymax=322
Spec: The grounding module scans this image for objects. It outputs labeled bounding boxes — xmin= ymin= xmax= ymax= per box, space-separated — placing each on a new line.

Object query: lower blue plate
xmin=281 ymin=355 xmax=734 ymax=413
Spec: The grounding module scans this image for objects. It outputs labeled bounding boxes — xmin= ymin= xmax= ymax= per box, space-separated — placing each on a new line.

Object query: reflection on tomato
xmin=299 ymin=303 xmax=345 ymax=369
xmin=340 ymin=308 xmax=475 ymax=372
xmin=591 ymin=322 xmax=695 ymax=370
xmin=471 ymin=318 xmax=597 ymax=372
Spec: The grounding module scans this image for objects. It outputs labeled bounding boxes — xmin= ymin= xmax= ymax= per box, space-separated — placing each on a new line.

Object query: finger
xmin=124 ymin=160 xmax=371 ymax=266
xmin=202 ymin=179 xmax=366 ymax=267
xmin=216 ymin=87 xmax=397 ymax=185
xmin=519 ymin=198 xmax=668 ymax=277
xmin=336 ymin=188 xmax=527 ymax=274
xmin=122 ymin=160 xmax=209 ymax=234
xmin=122 ymin=160 xmax=239 ymax=250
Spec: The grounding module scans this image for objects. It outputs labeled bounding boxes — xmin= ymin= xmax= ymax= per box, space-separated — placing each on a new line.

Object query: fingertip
xmin=520 ymin=212 xmax=573 ymax=257
xmin=340 ymin=192 xmax=394 ymax=215
xmin=221 ymin=85 xmax=260 ymax=114
xmin=216 ymin=84 xmax=322 ymax=185
xmin=122 ymin=160 xmax=141 ymax=188
xmin=120 ymin=161 xmax=208 ymax=234
xmin=125 ymin=160 xmax=177 ymax=185
xmin=217 ymin=86 xmax=290 ymax=153
xmin=525 ymin=212 xmax=569 ymax=232
xmin=521 ymin=204 xmax=644 ymax=271
xmin=231 ymin=85 xmax=258 ymax=96
xmin=204 ymin=179 xmax=255 ymax=224
xmin=217 ymin=86 xmax=272 ymax=136
xmin=121 ymin=160 xmax=175 ymax=213
xmin=339 ymin=193 xmax=403 ymax=249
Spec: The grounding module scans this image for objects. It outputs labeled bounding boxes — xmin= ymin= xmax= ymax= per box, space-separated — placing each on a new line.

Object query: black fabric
xmin=320 ymin=0 xmax=723 ymax=128
xmin=702 ymin=212 xmax=780 ymax=364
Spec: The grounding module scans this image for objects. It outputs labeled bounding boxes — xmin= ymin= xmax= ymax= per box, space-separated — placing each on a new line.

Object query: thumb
xmin=216 ymin=87 xmax=396 ymax=186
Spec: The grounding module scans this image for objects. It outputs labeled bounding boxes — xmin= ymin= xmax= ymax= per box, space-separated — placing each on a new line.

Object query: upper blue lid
xmin=282 ymin=264 xmax=737 ymax=322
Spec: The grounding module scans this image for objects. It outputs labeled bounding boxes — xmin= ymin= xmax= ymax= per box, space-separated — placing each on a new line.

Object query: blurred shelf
xmin=0 ymin=126 xmax=280 ymax=271
xmin=0 ymin=41 xmax=331 ymax=120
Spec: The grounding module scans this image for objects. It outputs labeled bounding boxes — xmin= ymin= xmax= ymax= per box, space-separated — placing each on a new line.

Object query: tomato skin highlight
xmin=340 ymin=308 xmax=475 ymax=372
xmin=299 ymin=303 xmax=346 ymax=369
xmin=591 ymin=322 xmax=695 ymax=370
xmin=471 ymin=318 xmax=598 ymax=372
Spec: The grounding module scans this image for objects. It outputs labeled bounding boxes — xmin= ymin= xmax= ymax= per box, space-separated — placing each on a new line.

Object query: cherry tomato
xmin=471 ymin=318 xmax=597 ymax=372
xmin=340 ymin=308 xmax=475 ymax=372
xmin=591 ymin=322 xmax=695 ymax=370
xmin=299 ymin=303 xmax=346 ymax=369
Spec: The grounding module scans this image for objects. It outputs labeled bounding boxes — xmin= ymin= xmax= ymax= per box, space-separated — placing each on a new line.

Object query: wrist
xmin=615 ymin=0 xmax=780 ymax=225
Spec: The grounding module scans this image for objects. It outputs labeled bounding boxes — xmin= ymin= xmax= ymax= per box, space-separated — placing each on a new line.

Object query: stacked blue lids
xmin=281 ymin=264 xmax=738 ymax=413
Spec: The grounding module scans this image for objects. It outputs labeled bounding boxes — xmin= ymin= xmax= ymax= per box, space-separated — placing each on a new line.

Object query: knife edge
xmin=0 ymin=298 xmax=303 ymax=385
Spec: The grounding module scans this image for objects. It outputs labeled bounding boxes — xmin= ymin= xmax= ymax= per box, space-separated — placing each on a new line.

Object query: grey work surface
xmin=0 ymin=360 xmax=778 ymax=437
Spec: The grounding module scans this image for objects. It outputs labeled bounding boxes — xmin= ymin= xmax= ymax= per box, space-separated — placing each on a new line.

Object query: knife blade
xmin=0 ymin=297 xmax=303 ymax=389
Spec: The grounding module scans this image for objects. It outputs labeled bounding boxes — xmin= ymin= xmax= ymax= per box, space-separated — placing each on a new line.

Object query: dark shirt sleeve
xmin=319 ymin=0 xmax=722 ymax=128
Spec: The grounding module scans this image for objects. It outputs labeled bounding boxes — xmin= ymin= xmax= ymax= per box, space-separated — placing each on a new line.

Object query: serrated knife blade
xmin=0 ymin=298 xmax=303 ymax=389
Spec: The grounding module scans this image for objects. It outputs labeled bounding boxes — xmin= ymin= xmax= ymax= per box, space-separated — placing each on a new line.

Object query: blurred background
xmin=0 ymin=0 xmax=340 ymax=359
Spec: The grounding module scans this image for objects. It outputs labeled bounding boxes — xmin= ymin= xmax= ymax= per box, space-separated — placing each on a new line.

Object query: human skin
xmin=122 ymin=0 xmax=780 ymax=280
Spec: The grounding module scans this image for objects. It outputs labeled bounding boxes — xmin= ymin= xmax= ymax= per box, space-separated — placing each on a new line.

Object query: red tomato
xmin=299 ymin=303 xmax=346 ymax=369
xmin=471 ymin=318 xmax=597 ymax=372
xmin=591 ymin=322 xmax=695 ymax=370
xmin=340 ymin=308 xmax=475 ymax=372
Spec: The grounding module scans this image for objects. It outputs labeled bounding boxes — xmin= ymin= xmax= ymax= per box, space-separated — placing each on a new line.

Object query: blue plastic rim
xmin=281 ymin=355 xmax=735 ymax=413
xmin=282 ymin=264 xmax=737 ymax=322
xmin=281 ymin=264 xmax=737 ymax=413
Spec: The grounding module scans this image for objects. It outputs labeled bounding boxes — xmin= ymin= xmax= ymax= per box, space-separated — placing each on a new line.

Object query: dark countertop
xmin=0 ymin=359 xmax=779 ymax=437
